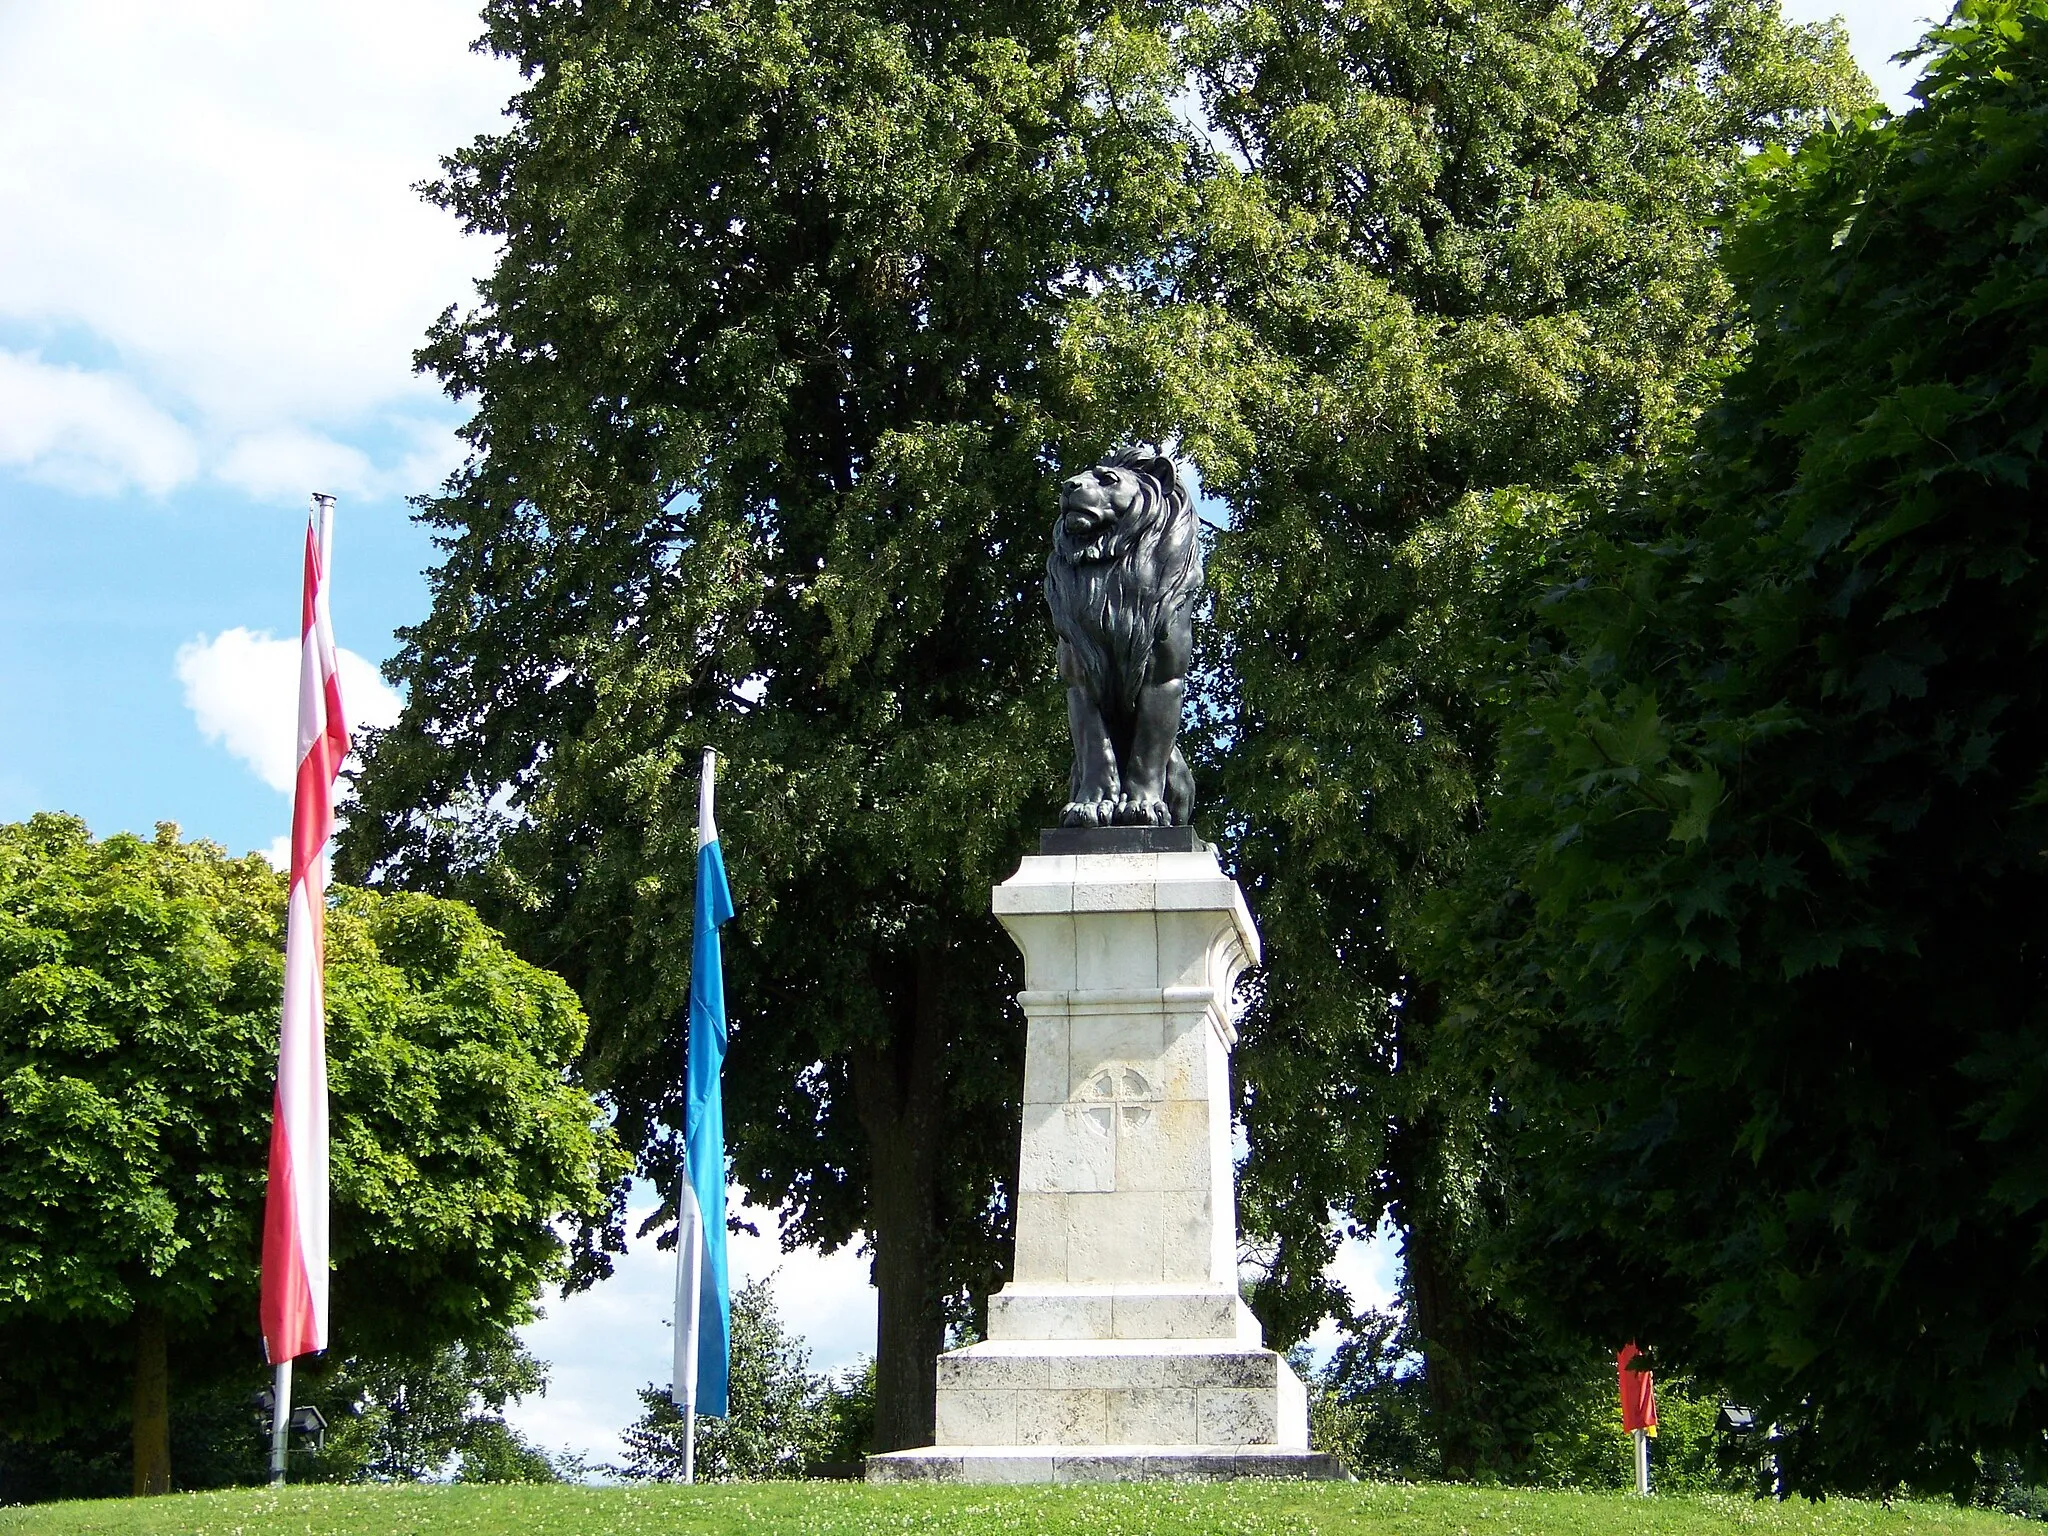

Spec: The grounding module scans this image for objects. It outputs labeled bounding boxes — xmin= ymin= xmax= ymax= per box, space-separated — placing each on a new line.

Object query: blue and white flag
xmin=674 ymin=748 xmax=735 ymax=1419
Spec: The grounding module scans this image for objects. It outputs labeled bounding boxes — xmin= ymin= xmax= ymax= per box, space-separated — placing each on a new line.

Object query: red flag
xmin=259 ymin=498 xmax=349 ymax=1364
xmin=1618 ymin=1341 xmax=1658 ymax=1436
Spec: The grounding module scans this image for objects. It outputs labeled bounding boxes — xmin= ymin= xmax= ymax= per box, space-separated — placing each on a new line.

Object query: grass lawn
xmin=0 ymin=1481 xmax=2032 ymax=1536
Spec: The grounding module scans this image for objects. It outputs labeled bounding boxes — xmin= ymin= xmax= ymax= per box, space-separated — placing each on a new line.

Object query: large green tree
xmin=0 ymin=815 xmax=625 ymax=1495
xmin=1429 ymin=0 xmax=2048 ymax=1493
xmin=338 ymin=0 xmax=1218 ymax=1450
xmin=1144 ymin=0 xmax=1871 ymax=1475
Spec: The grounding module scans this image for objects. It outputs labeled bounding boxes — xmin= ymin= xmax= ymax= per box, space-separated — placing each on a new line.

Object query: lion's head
xmin=1053 ymin=444 xmax=1188 ymax=566
xmin=1046 ymin=443 xmax=1203 ymax=716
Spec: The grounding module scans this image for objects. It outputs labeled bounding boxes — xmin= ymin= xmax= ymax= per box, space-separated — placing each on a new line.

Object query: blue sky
xmin=0 ymin=3 xmax=484 ymax=856
xmin=0 ymin=0 xmax=1923 ymax=1467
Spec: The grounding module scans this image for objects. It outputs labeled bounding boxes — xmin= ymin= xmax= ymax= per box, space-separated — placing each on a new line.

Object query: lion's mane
xmin=1045 ymin=446 xmax=1203 ymax=718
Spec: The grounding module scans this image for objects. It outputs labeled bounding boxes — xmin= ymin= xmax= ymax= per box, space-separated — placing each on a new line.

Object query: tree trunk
xmin=1386 ymin=982 xmax=1487 ymax=1481
xmin=850 ymin=947 xmax=949 ymax=1453
xmin=1396 ymin=1172 xmax=1483 ymax=1480
xmin=131 ymin=1305 xmax=172 ymax=1496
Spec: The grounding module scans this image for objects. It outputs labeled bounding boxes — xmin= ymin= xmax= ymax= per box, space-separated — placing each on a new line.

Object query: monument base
xmin=932 ymin=1337 xmax=1306 ymax=1446
xmin=864 ymin=1334 xmax=1334 ymax=1485
xmin=866 ymin=1445 xmax=1350 ymax=1484
xmin=894 ymin=846 xmax=1348 ymax=1484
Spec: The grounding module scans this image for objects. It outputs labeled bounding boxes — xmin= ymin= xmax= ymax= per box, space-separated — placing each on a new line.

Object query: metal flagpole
xmin=682 ymin=1199 xmax=701 ymax=1483
xmin=311 ymin=490 xmax=336 ymax=929
xmin=1633 ymin=1427 xmax=1650 ymax=1495
xmin=314 ymin=492 xmax=334 ymax=576
xmin=676 ymin=1153 xmax=704 ymax=1485
xmin=268 ymin=1358 xmax=292 ymax=1485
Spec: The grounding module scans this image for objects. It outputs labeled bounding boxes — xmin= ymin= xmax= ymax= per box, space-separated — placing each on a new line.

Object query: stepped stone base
xmin=988 ymin=1284 xmax=1264 ymax=1343
xmin=866 ymin=1445 xmax=1350 ymax=1484
xmin=933 ymin=1339 xmax=1307 ymax=1449
xmin=868 ymin=1334 xmax=1330 ymax=1485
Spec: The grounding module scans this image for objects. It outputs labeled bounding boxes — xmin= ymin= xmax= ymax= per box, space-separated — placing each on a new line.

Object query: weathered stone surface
xmin=985 ymin=1284 xmax=1262 ymax=1342
xmin=937 ymin=1352 xmax=1051 ymax=1389
xmin=1107 ymin=1388 xmax=1200 ymax=1444
xmin=998 ymin=850 xmax=1255 ymax=1309
xmin=1016 ymin=1387 xmax=1110 ymax=1446
xmin=880 ymin=850 xmax=1329 ymax=1483
xmin=867 ymin=1447 xmax=1350 ymax=1484
xmin=951 ymin=1343 xmax=1284 ymax=1394
xmin=935 ymin=1386 xmax=1018 ymax=1447
xmin=929 ymin=1343 xmax=1307 ymax=1451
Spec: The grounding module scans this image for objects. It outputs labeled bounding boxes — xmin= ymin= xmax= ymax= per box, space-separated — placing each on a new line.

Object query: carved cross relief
xmin=1077 ymin=1062 xmax=1162 ymax=1135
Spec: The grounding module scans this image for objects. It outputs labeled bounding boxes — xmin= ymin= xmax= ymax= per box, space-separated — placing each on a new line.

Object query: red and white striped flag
xmin=260 ymin=494 xmax=349 ymax=1364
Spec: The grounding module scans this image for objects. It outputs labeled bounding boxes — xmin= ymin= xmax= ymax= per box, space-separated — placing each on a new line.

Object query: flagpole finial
xmin=310 ymin=493 xmax=336 ymax=578
xmin=698 ymin=749 xmax=718 ymax=850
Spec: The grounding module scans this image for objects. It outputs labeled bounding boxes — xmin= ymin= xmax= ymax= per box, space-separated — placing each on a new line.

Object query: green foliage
xmin=1428 ymin=0 xmax=2048 ymax=1496
xmin=0 ymin=1481 xmax=2034 ymax=1535
xmin=1304 ymin=1307 xmax=1759 ymax=1493
xmin=0 ymin=1349 xmax=562 ymax=1504
xmin=1472 ymin=1366 xmax=1760 ymax=1497
xmin=1976 ymin=1462 xmax=2048 ymax=1522
xmin=0 ymin=815 xmax=624 ymax=1485
xmin=0 ymin=1276 xmax=565 ymax=1501
xmin=0 ymin=819 xmax=284 ymax=1361
xmin=1648 ymin=1382 xmax=1766 ymax=1498
xmin=301 ymin=1335 xmax=555 ymax=1485
xmin=332 ymin=0 xmax=1888 ymax=1472
xmin=1302 ymin=1321 xmax=1435 ymax=1481
xmin=0 ymin=1379 xmax=270 ymax=1505
xmin=818 ymin=1357 xmax=877 ymax=1468
xmin=1171 ymin=0 xmax=1870 ymax=1475
xmin=453 ymin=1422 xmax=560 ymax=1487
xmin=620 ymin=1279 xmax=859 ymax=1480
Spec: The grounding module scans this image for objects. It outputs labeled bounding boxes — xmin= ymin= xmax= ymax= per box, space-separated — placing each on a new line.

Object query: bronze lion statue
xmin=1046 ymin=445 xmax=1203 ymax=828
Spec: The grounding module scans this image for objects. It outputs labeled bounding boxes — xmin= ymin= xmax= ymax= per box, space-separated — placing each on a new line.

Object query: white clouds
xmin=0 ymin=1 xmax=515 ymax=498
xmin=213 ymin=421 xmax=468 ymax=505
xmin=175 ymin=627 xmax=403 ymax=794
xmin=507 ymin=1193 xmax=877 ymax=1469
xmin=383 ymin=422 xmax=472 ymax=505
xmin=175 ymin=628 xmax=302 ymax=793
xmin=216 ymin=430 xmax=379 ymax=506
xmin=0 ymin=350 xmax=198 ymax=495
xmin=1327 ymin=1220 xmax=1402 ymax=1315
xmin=1304 ymin=1220 xmax=1404 ymax=1362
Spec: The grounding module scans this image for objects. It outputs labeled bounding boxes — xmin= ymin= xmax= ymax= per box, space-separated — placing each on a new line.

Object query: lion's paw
xmin=1061 ymin=798 xmax=1117 ymax=829
xmin=1112 ymin=795 xmax=1172 ymax=827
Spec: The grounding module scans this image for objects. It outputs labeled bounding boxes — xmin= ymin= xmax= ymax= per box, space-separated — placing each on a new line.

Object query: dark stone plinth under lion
xmin=1038 ymin=825 xmax=1209 ymax=855
xmin=1046 ymin=444 xmax=1203 ymax=829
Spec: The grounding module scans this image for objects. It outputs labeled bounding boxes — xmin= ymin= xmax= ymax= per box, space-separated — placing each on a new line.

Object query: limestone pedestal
xmin=868 ymin=845 xmax=1346 ymax=1484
